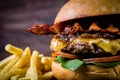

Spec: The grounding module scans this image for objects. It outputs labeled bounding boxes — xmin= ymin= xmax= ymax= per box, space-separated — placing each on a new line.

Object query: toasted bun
xmin=52 ymin=62 xmax=120 ymax=80
xmin=54 ymin=0 xmax=120 ymax=24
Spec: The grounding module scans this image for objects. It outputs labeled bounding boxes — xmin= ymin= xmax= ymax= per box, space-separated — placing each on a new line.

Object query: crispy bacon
xmin=106 ymin=24 xmax=119 ymax=33
xmin=50 ymin=23 xmax=62 ymax=34
xmin=69 ymin=22 xmax=83 ymax=34
xmin=60 ymin=23 xmax=80 ymax=34
xmin=28 ymin=22 xmax=82 ymax=35
xmin=89 ymin=23 xmax=102 ymax=31
xmin=28 ymin=22 xmax=120 ymax=35
xmin=28 ymin=24 xmax=52 ymax=35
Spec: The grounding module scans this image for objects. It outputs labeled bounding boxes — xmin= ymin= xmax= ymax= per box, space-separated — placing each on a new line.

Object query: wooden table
xmin=0 ymin=0 xmax=68 ymax=60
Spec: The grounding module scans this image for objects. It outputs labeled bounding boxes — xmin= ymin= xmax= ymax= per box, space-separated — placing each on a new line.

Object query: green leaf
xmin=54 ymin=56 xmax=84 ymax=71
xmin=54 ymin=56 xmax=65 ymax=63
xmin=61 ymin=59 xmax=84 ymax=71
xmin=54 ymin=56 xmax=120 ymax=71
xmin=94 ymin=62 xmax=120 ymax=67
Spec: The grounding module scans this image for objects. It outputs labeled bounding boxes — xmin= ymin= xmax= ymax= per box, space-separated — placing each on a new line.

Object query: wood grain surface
xmin=0 ymin=0 xmax=68 ymax=60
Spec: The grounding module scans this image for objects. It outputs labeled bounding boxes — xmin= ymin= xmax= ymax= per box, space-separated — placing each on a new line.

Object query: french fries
xmin=18 ymin=78 xmax=30 ymax=80
xmin=42 ymin=71 xmax=53 ymax=80
xmin=41 ymin=57 xmax=52 ymax=72
xmin=0 ymin=55 xmax=14 ymax=69
xmin=14 ymin=47 xmax=31 ymax=68
xmin=5 ymin=44 xmax=23 ymax=56
xmin=0 ymin=55 xmax=20 ymax=80
xmin=0 ymin=44 xmax=54 ymax=80
xmin=25 ymin=51 xmax=39 ymax=80
xmin=11 ymin=74 xmax=25 ymax=80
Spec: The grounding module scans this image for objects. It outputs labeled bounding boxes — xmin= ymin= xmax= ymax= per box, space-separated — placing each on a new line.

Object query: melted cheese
xmin=50 ymin=38 xmax=67 ymax=52
xmin=73 ymin=38 xmax=120 ymax=55
xmin=51 ymin=37 xmax=120 ymax=55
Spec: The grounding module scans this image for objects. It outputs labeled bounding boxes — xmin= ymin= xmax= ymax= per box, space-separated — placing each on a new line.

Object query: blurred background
xmin=0 ymin=0 xmax=68 ymax=60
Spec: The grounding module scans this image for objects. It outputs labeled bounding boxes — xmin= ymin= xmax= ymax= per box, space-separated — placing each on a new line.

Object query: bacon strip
xmin=89 ymin=23 xmax=102 ymax=31
xmin=28 ymin=22 xmax=120 ymax=35
xmin=28 ymin=24 xmax=52 ymax=35
xmin=69 ymin=22 xmax=83 ymax=34
xmin=106 ymin=24 xmax=119 ymax=33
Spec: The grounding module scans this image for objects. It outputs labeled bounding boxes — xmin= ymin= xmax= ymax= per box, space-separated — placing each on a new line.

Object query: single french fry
xmin=5 ymin=44 xmax=23 ymax=56
xmin=41 ymin=57 xmax=52 ymax=66
xmin=41 ymin=57 xmax=52 ymax=71
xmin=25 ymin=50 xmax=39 ymax=80
xmin=11 ymin=74 xmax=25 ymax=80
xmin=38 ymin=71 xmax=53 ymax=80
xmin=38 ymin=53 xmax=44 ymax=71
xmin=37 ymin=71 xmax=43 ymax=75
xmin=14 ymin=68 xmax=28 ymax=75
xmin=43 ymin=71 xmax=53 ymax=80
xmin=0 ymin=55 xmax=14 ymax=69
xmin=14 ymin=47 xmax=31 ymax=68
xmin=18 ymin=77 xmax=30 ymax=80
xmin=0 ymin=55 xmax=20 ymax=80
xmin=44 ymin=65 xmax=51 ymax=72
xmin=39 ymin=54 xmax=44 ymax=58
xmin=4 ymin=68 xmax=28 ymax=80
xmin=37 ymin=54 xmax=44 ymax=72
xmin=38 ymin=75 xmax=45 ymax=80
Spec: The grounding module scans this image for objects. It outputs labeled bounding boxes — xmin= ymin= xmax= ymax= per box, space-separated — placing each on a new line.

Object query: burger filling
xmin=51 ymin=33 xmax=120 ymax=58
xmin=28 ymin=14 xmax=120 ymax=71
xmin=51 ymin=33 xmax=120 ymax=71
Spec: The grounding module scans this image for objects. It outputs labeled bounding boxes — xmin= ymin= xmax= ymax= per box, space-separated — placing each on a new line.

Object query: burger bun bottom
xmin=52 ymin=62 xmax=120 ymax=80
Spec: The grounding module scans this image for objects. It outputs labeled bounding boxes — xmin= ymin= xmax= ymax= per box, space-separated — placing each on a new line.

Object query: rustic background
xmin=0 ymin=0 xmax=68 ymax=60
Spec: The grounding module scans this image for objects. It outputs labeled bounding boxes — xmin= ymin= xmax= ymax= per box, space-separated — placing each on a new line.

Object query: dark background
xmin=0 ymin=0 xmax=68 ymax=60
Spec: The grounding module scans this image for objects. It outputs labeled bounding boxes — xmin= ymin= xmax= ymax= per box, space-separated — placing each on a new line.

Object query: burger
xmin=28 ymin=0 xmax=120 ymax=80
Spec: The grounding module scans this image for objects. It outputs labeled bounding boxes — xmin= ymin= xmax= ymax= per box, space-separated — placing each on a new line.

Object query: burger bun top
xmin=54 ymin=0 xmax=120 ymax=24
